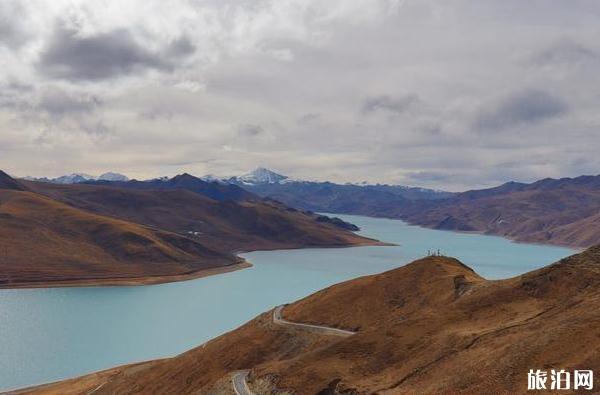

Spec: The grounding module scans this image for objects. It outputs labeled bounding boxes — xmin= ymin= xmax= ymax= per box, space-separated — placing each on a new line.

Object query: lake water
xmin=0 ymin=214 xmax=574 ymax=391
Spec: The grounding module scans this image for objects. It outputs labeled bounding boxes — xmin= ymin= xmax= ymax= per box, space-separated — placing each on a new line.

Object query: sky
xmin=1 ymin=0 xmax=600 ymax=191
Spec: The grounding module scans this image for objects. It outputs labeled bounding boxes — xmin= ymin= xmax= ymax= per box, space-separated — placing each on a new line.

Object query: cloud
xmin=361 ymin=94 xmax=420 ymax=115
xmin=36 ymin=24 xmax=193 ymax=81
xmin=0 ymin=2 xmax=29 ymax=48
xmin=36 ymin=88 xmax=101 ymax=118
xmin=164 ymin=36 xmax=196 ymax=58
xmin=530 ymin=39 xmax=598 ymax=67
xmin=474 ymin=90 xmax=568 ymax=131
xmin=237 ymin=123 xmax=264 ymax=137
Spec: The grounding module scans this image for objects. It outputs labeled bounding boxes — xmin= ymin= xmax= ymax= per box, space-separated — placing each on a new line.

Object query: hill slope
xmin=401 ymin=175 xmax=600 ymax=248
xmin=23 ymin=180 xmax=374 ymax=253
xmin=0 ymin=189 xmax=235 ymax=287
xmin=21 ymin=247 xmax=600 ymax=394
xmin=87 ymin=173 xmax=256 ymax=202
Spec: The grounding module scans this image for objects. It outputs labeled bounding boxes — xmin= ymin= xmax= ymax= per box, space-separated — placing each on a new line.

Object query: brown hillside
xmin=400 ymin=177 xmax=600 ymax=248
xmin=23 ymin=181 xmax=375 ymax=252
xmin=0 ymin=189 xmax=236 ymax=287
xmin=19 ymin=247 xmax=600 ymax=394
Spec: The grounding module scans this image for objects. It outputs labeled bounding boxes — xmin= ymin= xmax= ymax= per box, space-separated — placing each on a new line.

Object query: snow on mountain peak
xmin=239 ymin=167 xmax=288 ymax=184
xmin=98 ymin=172 xmax=129 ymax=182
xmin=24 ymin=172 xmax=129 ymax=184
xmin=53 ymin=173 xmax=96 ymax=184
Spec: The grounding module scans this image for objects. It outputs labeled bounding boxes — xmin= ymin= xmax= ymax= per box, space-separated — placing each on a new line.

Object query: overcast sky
xmin=1 ymin=0 xmax=599 ymax=191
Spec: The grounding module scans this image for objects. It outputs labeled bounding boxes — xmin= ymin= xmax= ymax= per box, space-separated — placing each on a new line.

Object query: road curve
xmin=232 ymin=370 xmax=253 ymax=395
xmin=273 ymin=305 xmax=356 ymax=337
xmin=86 ymin=383 xmax=105 ymax=395
xmin=231 ymin=306 xmax=355 ymax=393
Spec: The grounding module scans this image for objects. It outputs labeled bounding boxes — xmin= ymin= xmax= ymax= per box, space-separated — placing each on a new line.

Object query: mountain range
xmin=19 ymin=245 xmax=600 ymax=394
xmin=18 ymin=168 xmax=600 ymax=248
xmin=0 ymin=170 xmax=376 ymax=288
xmin=230 ymin=169 xmax=600 ymax=249
xmin=24 ymin=172 xmax=129 ymax=184
xmin=397 ymin=175 xmax=600 ymax=248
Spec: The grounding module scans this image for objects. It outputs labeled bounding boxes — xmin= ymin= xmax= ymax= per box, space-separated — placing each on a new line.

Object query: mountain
xmin=24 ymin=180 xmax=374 ymax=255
xmin=0 ymin=187 xmax=235 ymax=287
xmin=97 ymin=172 xmax=129 ymax=182
xmin=241 ymin=180 xmax=451 ymax=216
xmin=0 ymin=170 xmax=26 ymax=191
xmin=400 ymin=174 xmax=600 ymax=248
xmin=26 ymin=246 xmax=600 ymax=394
xmin=87 ymin=173 xmax=257 ymax=202
xmin=223 ymin=168 xmax=452 ymax=215
xmin=228 ymin=167 xmax=289 ymax=185
xmin=23 ymin=172 xmax=129 ymax=184
xmin=53 ymin=173 xmax=95 ymax=184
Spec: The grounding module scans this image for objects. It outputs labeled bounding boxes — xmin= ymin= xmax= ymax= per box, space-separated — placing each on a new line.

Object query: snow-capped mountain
xmin=53 ymin=173 xmax=97 ymax=184
xmin=98 ymin=172 xmax=129 ymax=182
xmin=200 ymin=174 xmax=227 ymax=184
xmin=229 ymin=167 xmax=288 ymax=185
xmin=24 ymin=172 xmax=129 ymax=184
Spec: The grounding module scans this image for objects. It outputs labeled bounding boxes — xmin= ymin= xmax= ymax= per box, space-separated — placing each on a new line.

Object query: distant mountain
xmin=400 ymin=174 xmax=600 ymax=248
xmin=228 ymin=167 xmax=288 ymax=185
xmin=53 ymin=173 xmax=96 ymax=184
xmin=227 ymin=168 xmax=600 ymax=248
xmin=41 ymin=246 xmax=600 ymax=393
xmin=224 ymin=168 xmax=452 ymax=213
xmin=23 ymin=172 xmax=129 ymax=184
xmin=98 ymin=172 xmax=129 ymax=182
xmin=88 ymin=173 xmax=257 ymax=202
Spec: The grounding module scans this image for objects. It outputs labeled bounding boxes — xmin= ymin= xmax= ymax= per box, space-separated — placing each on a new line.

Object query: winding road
xmin=232 ymin=370 xmax=252 ymax=395
xmin=231 ymin=305 xmax=356 ymax=394
xmin=272 ymin=305 xmax=356 ymax=337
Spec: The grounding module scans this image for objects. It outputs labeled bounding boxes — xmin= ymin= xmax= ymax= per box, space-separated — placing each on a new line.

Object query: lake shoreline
xmin=0 ymin=260 xmax=253 ymax=290
xmin=0 ymin=239 xmax=388 ymax=290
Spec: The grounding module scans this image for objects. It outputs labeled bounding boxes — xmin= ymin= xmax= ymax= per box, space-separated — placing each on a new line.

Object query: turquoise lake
xmin=0 ymin=214 xmax=575 ymax=391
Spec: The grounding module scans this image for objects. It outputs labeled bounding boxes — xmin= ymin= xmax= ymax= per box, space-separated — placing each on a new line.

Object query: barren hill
xmin=19 ymin=247 xmax=600 ymax=394
xmin=0 ymin=189 xmax=234 ymax=287
xmin=23 ymin=180 xmax=373 ymax=253
xmin=401 ymin=175 xmax=600 ymax=248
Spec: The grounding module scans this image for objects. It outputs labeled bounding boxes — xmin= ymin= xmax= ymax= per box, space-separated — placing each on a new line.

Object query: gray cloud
xmin=164 ymin=36 xmax=196 ymax=58
xmin=36 ymin=88 xmax=101 ymax=118
xmin=237 ymin=124 xmax=264 ymax=137
xmin=362 ymin=94 xmax=419 ymax=115
xmin=0 ymin=3 xmax=29 ymax=48
xmin=0 ymin=81 xmax=33 ymax=110
xmin=474 ymin=90 xmax=568 ymax=131
xmin=530 ymin=39 xmax=598 ymax=67
xmin=36 ymin=24 xmax=194 ymax=81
